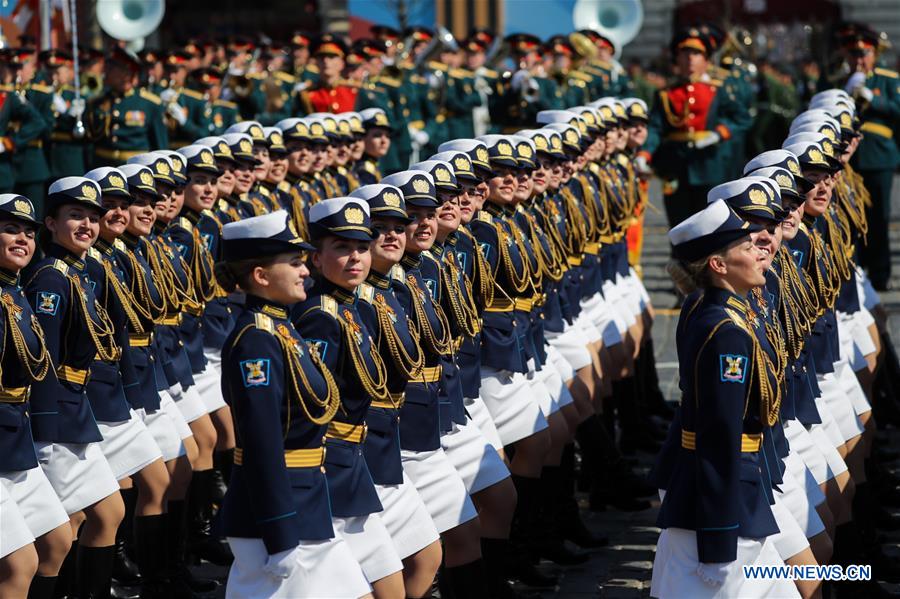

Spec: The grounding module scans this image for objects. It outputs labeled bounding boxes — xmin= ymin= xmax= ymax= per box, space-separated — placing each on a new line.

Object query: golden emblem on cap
xmin=822 ymin=128 xmax=836 ymax=142
xmin=109 ymin=174 xmax=125 ymax=188
xmin=519 ymin=144 xmax=533 ymax=159
xmin=840 ymin=113 xmax=851 ymax=127
xmin=821 ymin=141 xmax=833 ymax=156
xmin=82 ymin=183 xmax=98 ymax=201
xmin=808 ymin=148 xmax=824 ymax=163
xmin=581 ymin=112 xmax=596 ymax=125
xmin=412 ymin=178 xmax=431 ymax=193
xmin=383 ymin=191 xmax=401 ymax=207
xmin=776 ymin=174 xmax=793 ymax=188
xmin=565 ymin=130 xmax=579 ymax=144
xmin=749 ymin=188 xmax=768 ymax=206
xmin=600 ymin=106 xmax=614 ymax=119
xmin=13 ymin=199 xmax=31 ymax=215
xmin=534 ymin=135 xmax=548 ymax=150
xmin=158 ymin=161 xmax=171 ymax=175
xmin=140 ymin=171 xmax=154 ymax=186
xmin=271 ymin=132 xmax=284 ymax=145
xmin=613 ymin=104 xmax=625 ymax=117
xmin=577 ymin=121 xmax=587 ymax=134
xmin=249 ymin=125 xmax=264 ymax=139
xmin=476 ymin=147 xmax=489 ymax=163
xmin=218 ymin=142 xmax=229 ymax=153
xmin=453 ymin=156 xmax=470 ymax=171
xmin=375 ymin=113 xmax=388 ymax=126
xmin=788 ymin=160 xmax=801 ymax=175
xmin=344 ymin=206 xmax=364 ymax=224
xmin=631 ymin=104 xmax=647 ymax=117
xmin=323 ymin=118 xmax=336 ymax=132
xmin=551 ymin=136 xmax=562 ymax=149
xmin=297 ymin=123 xmax=309 ymax=136
xmin=311 ymin=123 xmax=325 ymax=136
xmin=338 ymin=122 xmax=350 ymax=134
xmin=497 ymin=141 xmax=513 ymax=156
xmin=435 ymin=167 xmax=451 ymax=182
xmin=239 ymin=139 xmax=252 ymax=153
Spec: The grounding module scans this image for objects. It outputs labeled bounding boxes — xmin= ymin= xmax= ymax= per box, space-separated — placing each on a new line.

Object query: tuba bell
xmin=96 ymin=0 xmax=165 ymax=52
xmin=572 ymin=0 xmax=643 ymax=58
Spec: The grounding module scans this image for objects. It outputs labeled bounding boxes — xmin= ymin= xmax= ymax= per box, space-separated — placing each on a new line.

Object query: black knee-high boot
xmin=112 ymin=487 xmax=140 ymax=585
xmin=134 ymin=515 xmax=166 ymax=598
xmin=615 ymin=376 xmax=659 ymax=455
xmin=27 ymin=575 xmax=58 ymax=599
xmin=53 ymin=536 xmax=77 ymax=599
xmin=187 ymin=470 xmax=232 ymax=566
xmin=509 ymin=475 xmax=556 ymax=588
xmin=166 ymin=499 xmax=216 ymax=596
xmin=536 ymin=465 xmax=587 ymax=565
xmin=76 ymin=545 xmax=116 ymax=599
xmin=210 ymin=449 xmax=233 ymax=503
xmin=441 ymin=559 xmax=489 ymax=599
xmin=556 ymin=443 xmax=606 ymax=548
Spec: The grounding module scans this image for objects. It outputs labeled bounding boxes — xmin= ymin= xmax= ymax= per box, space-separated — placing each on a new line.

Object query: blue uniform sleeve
xmin=470 ymin=221 xmax=500 ymax=275
xmin=225 ymin=329 xmax=300 ymax=555
xmin=693 ymin=324 xmax=753 ymax=563
xmin=294 ymin=307 xmax=342 ymax=373
xmin=24 ymin=269 xmax=69 ymax=438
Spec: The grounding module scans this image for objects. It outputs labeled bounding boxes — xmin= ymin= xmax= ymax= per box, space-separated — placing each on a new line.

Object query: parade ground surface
xmin=197 ymin=178 xmax=900 ymax=597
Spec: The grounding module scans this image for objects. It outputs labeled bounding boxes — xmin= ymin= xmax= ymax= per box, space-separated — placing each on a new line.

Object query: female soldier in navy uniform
xmin=650 ymin=199 xmax=797 ymax=598
xmin=348 ymin=183 xmax=444 ymax=598
xmin=216 ymin=209 xmax=370 ymax=599
xmin=25 ymin=177 xmax=124 ymax=598
xmin=0 ymin=194 xmax=72 ymax=599
xmin=294 ymin=197 xmax=405 ymax=597
xmin=82 ymin=166 xmax=172 ymax=596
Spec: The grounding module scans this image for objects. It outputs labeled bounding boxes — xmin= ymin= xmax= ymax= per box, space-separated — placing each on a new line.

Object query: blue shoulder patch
xmin=790 ymin=249 xmax=804 ymax=267
xmin=173 ymin=242 xmax=188 ymax=258
xmin=719 ymin=354 xmax=748 ymax=383
xmin=479 ymin=242 xmax=491 ymax=262
xmin=35 ymin=291 xmax=60 ymax=316
xmin=423 ymin=278 xmax=438 ymax=300
xmin=305 ymin=339 xmax=328 ymax=361
xmin=456 ymin=251 xmax=467 ymax=272
xmin=201 ymin=233 xmax=214 ymax=251
xmin=240 ymin=358 xmax=270 ymax=387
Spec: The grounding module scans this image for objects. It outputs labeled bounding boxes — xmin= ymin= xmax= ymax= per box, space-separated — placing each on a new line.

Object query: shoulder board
xmin=274 ymin=71 xmax=295 ymax=84
xmin=52 ymin=259 xmax=69 ymax=274
xmin=480 ymin=68 xmax=498 ymax=78
xmin=337 ymin=79 xmax=361 ymax=88
xmin=476 ymin=211 xmax=493 ymax=224
xmin=87 ymin=247 xmax=101 ymax=260
xmin=427 ymin=60 xmax=449 ymax=72
xmin=0 ymin=84 xmax=13 ymax=92
xmin=593 ymin=59 xmax=611 ymax=69
xmin=357 ymin=283 xmax=375 ymax=303
xmin=570 ymin=79 xmax=586 ymax=88
xmin=181 ymin=88 xmax=205 ymax=101
xmin=29 ymin=83 xmax=52 ymax=94
xmin=305 ymin=64 xmax=320 ymax=74
xmin=875 ymin=67 xmax=899 ymax=79
xmin=246 ymin=72 xmax=264 ymax=80
xmin=449 ymin=68 xmax=473 ymax=78
xmin=213 ymin=99 xmax=238 ymax=109
xmin=389 ymin=264 xmax=405 ymax=281
xmin=175 ymin=216 xmax=193 ymax=232
xmin=254 ymin=312 xmax=275 ymax=333
xmin=410 ymin=74 xmax=426 ymax=85
xmin=375 ymin=76 xmax=401 ymax=87
xmin=321 ymin=295 xmax=338 ymax=316
xmin=60 ymin=84 xmax=74 ymax=92
xmin=569 ymin=70 xmax=593 ymax=81
xmin=113 ymin=239 xmax=126 ymax=251
xmin=277 ymin=180 xmax=291 ymax=193
xmin=140 ymin=89 xmax=162 ymax=104
xmin=216 ymin=198 xmax=229 ymax=212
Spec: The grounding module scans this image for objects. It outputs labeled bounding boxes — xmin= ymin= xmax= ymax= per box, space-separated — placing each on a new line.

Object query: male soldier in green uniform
xmin=159 ymin=50 xmax=210 ymax=148
xmin=352 ymin=38 xmax=404 ymax=173
xmin=0 ymin=51 xmax=46 ymax=194
xmin=464 ymin=30 xmax=504 ymax=136
xmin=495 ymin=34 xmax=562 ymax=133
xmin=443 ymin=42 xmax=482 ymax=142
xmin=546 ymin=35 xmax=593 ymax=107
xmin=41 ymin=49 xmax=89 ymax=179
xmin=840 ymin=25 xmax=900 ymax=289
xmin=578 ymin=30 xmax=631 ymax=97
xmin=86 ymin=47 xmax=168 ymax=166
xmin=290 ymin=32 xmax=319 ymax=86
xmin=9 ymin=47 xmax=52 ymax=210
xmin=204 ymin=68 xmax=241 ymax=135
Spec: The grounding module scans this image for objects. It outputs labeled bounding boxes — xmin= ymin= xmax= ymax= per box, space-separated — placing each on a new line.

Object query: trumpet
xmin=414 ymin=25 xmax=459 ymax=71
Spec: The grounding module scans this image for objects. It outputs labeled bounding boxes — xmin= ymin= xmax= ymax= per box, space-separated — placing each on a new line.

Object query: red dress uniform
xmin=300 ymin=83 xmax=358 ymax=114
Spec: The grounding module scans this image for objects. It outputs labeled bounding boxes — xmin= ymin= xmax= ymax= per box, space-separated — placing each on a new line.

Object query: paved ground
xmin=190 ymin=177 xmax=900 ymax=598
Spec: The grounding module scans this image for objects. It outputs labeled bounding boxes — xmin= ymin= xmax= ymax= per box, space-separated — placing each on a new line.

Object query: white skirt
xmin=1 ymin=466 xmax=69 ymax=539
xmin=618 ymin=272 xmax=645 ymax=317
xmin=834 ymin=360 xmax=872 ymax=417
xmin=545 ymin=342 xmax=576 ymax=385
xmin=139 ymin=405 xmax=186 ymax=462
xmin=36 ymin=442 xmax=120 ymax=515
xmin=0 ymin=481 xmax=34 ymax=558
xmin=464 ymin=396 xmax=504 ymax=451
xmin=601 ymin=280 xmax=636 ymax=330
xmin=585 ymin=293 xmax=626 ymax=346
xmin=225 ymin=536 xmax=370 ymax=599
xmin=545 ymin=326 xmax=593 ymax=372
xmin=193 ymin=347 xmax=228 ymax=413
xmin=776 ymin=458 xmax=826 ymax=539
xmin=783 ymin=420 xmax=831 ymax=486
xmin=837 ymin=313 xmax=868 ymax=372
xmin=401 ymin=447 xmax=478 ymax=533
xmin=816 ymin=373 xmax=864 ymax=442
xmin=770 ymin=492 xmax=811 ymax=560
xmin=479 ymin=367 xmax=548 ymax=446
xmin=158 ymin=391 xmax=194 ymax=439
xmin=441 ymin=417 xmax=510 ymax=494
xmin=169 ymin=382 xmax=208 ymax=424
xmin=650 ymin=528 xmax=800 ymax=599
xmin=375 ymin=473 xmax=439 ymax=559
xmin=526 ymin=367 xmax=558 ymax=418
xmin=98 ymin=411 xmax=163 ymax=480
xmin=856 ymin=266 xmax=880 ymax=311
xmin=574 ymin=310 xmax=604 ymax=344
xmin=333 ymin=513 xmax=404 ymax=583
xmin=539 ymin=347 xmax=575 ymax=408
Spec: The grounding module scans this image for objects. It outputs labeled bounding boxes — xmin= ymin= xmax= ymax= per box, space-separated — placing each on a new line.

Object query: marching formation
xmin=651 ymin=23 xmax=900 ymax=599
xmin=0 ymin=16 xmax=898 ymax=599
